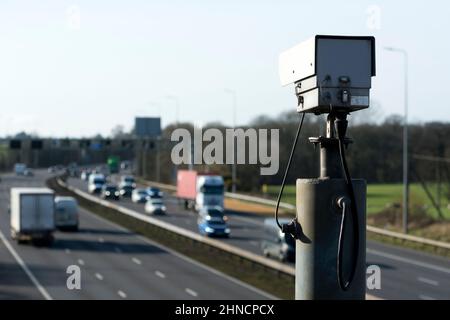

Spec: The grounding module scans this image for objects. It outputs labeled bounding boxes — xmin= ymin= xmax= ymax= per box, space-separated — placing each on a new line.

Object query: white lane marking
xmin=79 ymin=203 xmax=278 ymax=300
xmin=117 ymin=290 xmax=127 ymax=299
xmin=65 ymin=248 xmax=71 ymax=254
xmin=98 ymin=237 xmax=104 ymax=243
xmin=417 ymin=277 xmax=439 ymax=286
xmin=132 ymin=257 xmax=142 ymax=265
xmin=419 ymin=294 xmax=436 ymax=300
xmin=368 ymin=249 xmax=450 ymax=275
xmin=0 ymin=230 xmax=52 ymax=300
xmin=77 ymin=259 xmax=85 ymax=266
xmin=114 ymin=247 xmax=122 ymax=253
xmin=155 ymin=270 xmax=166 ymax=279
xmin=95 ymin=273 xmax=104 ymax=280
xmin=185 ymin=288 xmax=198 ymax=297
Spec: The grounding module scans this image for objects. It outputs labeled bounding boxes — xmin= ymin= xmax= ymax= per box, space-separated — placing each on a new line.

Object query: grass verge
xmin=367 ymin=231 xmax=450 ymax=259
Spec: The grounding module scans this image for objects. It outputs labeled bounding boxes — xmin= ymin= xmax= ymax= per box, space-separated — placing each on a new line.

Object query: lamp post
xmin=225 ymin=88 xmax=237 ymax=193
xmin=148 ymin=101 xmax=162 ymax=181
xmin=385 ymin=46 xmax=409 ymax=234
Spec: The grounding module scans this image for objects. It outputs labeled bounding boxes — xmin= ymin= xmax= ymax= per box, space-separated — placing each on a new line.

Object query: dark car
xmin=146 ymin=187 xmax=163 ymax=199
xmin=197 ymin=206 xmax=230 ymax=238
xmin=101 ymin=184 xmax=120 ymax=200
xmin=119 ymin=185 xmax=134 ymax=197
xmin=261 ymin=218 xmax=295 ymax=262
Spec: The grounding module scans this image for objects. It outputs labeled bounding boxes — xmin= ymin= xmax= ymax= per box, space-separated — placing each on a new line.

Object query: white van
xmin=88 ymin=174 xmax=106 ymax=194
xmin=14 ymin=163 xmax=27 ymax=176
xmin=54 ymin=196 xmax=79 ymax=231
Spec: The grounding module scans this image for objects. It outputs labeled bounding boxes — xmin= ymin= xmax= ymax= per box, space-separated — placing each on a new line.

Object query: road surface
xmin=0 ymin=171 xmax=274 ymax=300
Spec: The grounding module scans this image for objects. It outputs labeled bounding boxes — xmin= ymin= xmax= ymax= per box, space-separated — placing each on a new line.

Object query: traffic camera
xmin=279 ymin=35 xmax=376 ymax=114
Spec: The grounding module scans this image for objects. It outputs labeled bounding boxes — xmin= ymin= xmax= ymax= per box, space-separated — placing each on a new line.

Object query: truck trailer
xmin=176 ymin=170 xmax=224 ymax=211
xmin=10 ymin=188 xmax=55 ymax=245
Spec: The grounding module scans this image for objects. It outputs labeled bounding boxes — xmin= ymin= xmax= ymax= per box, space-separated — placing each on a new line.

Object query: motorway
xmin=0 ymin=171 xmax=274 ymax=300
xmin=68 ymin=174 xmax=450 ymax=300
xmin=1 ymin=169 xmax=449 ymax=300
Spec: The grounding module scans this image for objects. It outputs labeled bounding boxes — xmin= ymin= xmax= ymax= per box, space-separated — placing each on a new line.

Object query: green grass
xmin=265 ymin=183 xmax=450 ymax=219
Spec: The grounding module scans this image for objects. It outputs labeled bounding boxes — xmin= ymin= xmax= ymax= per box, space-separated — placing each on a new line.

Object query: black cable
xmin=275 ymin=113 xmax=306 ymax=230
xmin=336 ymin=135 xmax=360 ymax=291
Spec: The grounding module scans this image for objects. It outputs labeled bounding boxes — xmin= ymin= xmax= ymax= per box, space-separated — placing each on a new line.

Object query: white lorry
xmin=10 ymin=188 xmax=55 ymax=245
xmin=176 ymin=170 xmax=225 ymax=211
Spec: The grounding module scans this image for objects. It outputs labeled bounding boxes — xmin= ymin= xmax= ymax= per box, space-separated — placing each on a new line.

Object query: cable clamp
xmin=281 ymin=219 xmax=311 ymax=244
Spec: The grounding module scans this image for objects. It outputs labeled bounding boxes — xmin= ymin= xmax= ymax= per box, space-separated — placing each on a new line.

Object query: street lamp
xmin=225 ymin=88 xmax=237 ymax=193
xmin=165 ymin=95 xmax=180 ymax=124
xmin=385 ymin=46 xmax=409 ymax=234
xmin=146 ymin=101 xmax=162 ymax=181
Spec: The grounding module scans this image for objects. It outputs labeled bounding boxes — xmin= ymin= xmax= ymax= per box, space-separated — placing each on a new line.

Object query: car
xmin=146 ymin=187 xmax=163 ymax=199
xmin=145 ymin=198 xmax=166 ymax=215
xmin=101 ymin=184 xmax=120 ymax=200
xmin=66 ymin=162 xmax=79 ymax=177
xmin=119 ymin=184 xmax=134 ymax=197
xmin=261 ymin=218 xmax=295 ymax=262
xmin=198 ymin=206 xmax=228 ymax=222
xmin=88 ymin=174 xmax=106 ymax=194
xmin=120 ymin=160 xmax=131 ymax=171
xmin=80 ymin=170 xmax=91 ymax=181
xmin=197 ymin=206 xmax=230 ymax=238
xmin=119 ymin=175 xmax=136 ymax=188
xmin=54 ymin=196 xmax=79 ymax=231
xmin=132 ymin=189 xmax=148 ymax=203
xmin=23 ymin=169 xmax=34 ymax=177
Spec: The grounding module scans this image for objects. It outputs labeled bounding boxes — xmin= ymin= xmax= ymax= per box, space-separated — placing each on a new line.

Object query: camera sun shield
xmin=279 ymin=35 xmax=376 ymax=114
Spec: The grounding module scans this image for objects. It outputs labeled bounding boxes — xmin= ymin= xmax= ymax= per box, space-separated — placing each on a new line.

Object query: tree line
xmin=139 ymin=110 xmax=450 ymax=192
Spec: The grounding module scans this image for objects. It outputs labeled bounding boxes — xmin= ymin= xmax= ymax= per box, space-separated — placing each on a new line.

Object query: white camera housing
xmin=279 ymin=35 xmax=376 ymax=114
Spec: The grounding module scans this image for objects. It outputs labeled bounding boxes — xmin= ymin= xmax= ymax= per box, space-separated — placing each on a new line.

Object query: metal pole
xmin=188 ymin=141 xmax=194 ymax=171
xmin=225 ymin=89 xmax=237 ymax=193
xmin=296 ymin=117 xmax=366 ymax=300
xmin=385 ymin=47 xmax=409 ymax=234
xmin=403 ymin=50 xmax=409 ymax=234
xmin=142 ymin=143 xmax=146 ymax=179
xmin=156 ymin=137 xmax=160 ymax=182
xmin=232 ymin=92 xmax=237 ymax=193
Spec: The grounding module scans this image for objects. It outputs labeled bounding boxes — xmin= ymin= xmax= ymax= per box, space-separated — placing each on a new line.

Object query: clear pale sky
xmin=0 ymin=0 xmax=448 ymax=137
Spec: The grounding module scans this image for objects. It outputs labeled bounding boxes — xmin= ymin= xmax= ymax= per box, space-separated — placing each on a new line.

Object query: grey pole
xmin=225 ymin=89 xmax=237 ymax=193
xmin=296 ymin=116 xmax=366 ymax=300
xmin=385 ymin=47 xmax=409 ymax=234
xmin=156 ymin=137 xmax=161 ymax=182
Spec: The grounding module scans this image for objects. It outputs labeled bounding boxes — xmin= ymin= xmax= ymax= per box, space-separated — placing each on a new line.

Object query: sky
xmin=0 ymin=0 xmax=448 ymax=137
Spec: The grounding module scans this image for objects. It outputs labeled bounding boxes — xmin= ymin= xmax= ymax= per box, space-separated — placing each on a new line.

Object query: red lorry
xmin=176 ymin=170 xmax=197 ymax=202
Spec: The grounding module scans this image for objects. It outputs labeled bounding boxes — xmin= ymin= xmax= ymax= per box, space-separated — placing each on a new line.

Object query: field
xmin=266 ymin=183 xmax=450 ymax=220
